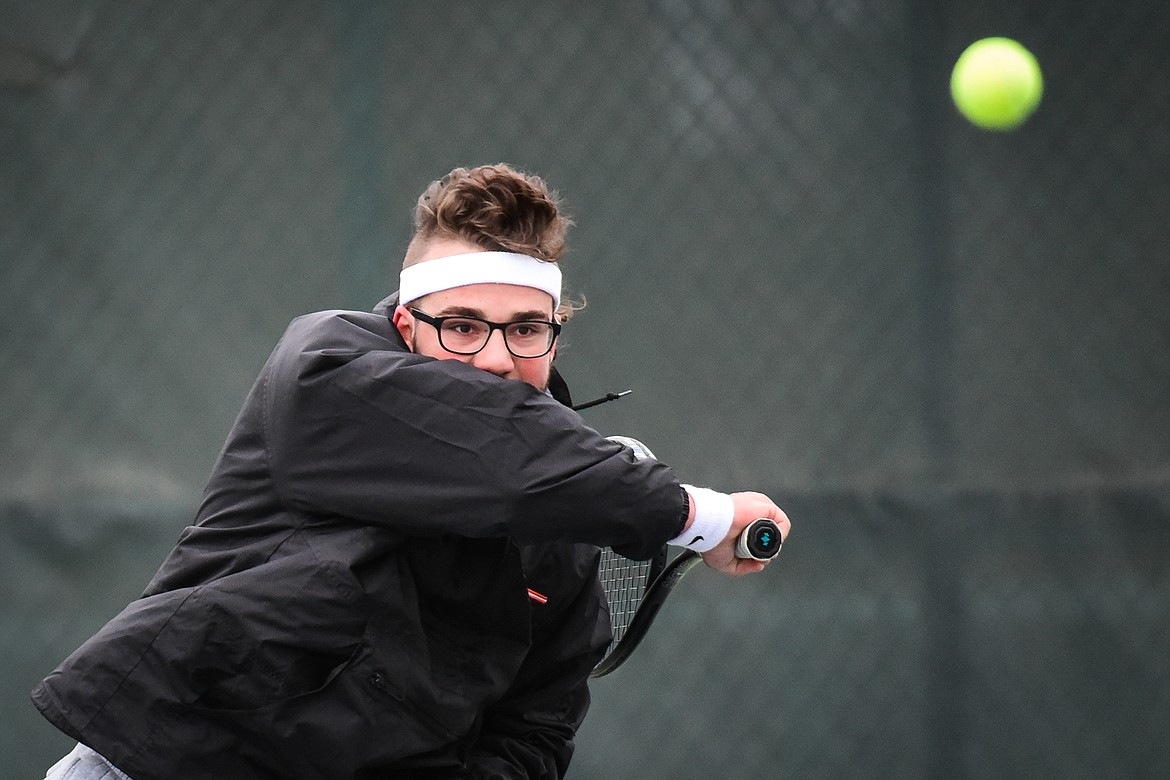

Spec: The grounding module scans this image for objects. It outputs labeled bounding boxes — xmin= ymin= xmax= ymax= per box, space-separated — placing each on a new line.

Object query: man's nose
xmin=471 ymin=328 xmax=515 ymax=376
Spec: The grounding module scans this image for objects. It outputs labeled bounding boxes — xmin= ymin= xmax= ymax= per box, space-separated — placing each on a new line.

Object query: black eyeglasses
xmin=409 ymin=308 xmax=561 ymax=358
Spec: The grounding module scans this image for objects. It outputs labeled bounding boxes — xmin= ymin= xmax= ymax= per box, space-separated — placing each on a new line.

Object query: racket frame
xmin=591 ymin=547 xmax=702 ymax=678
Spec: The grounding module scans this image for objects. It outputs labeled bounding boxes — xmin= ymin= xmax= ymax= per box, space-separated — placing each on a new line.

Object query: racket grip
xmin=735 ymin=518 xmax=783 ymax=561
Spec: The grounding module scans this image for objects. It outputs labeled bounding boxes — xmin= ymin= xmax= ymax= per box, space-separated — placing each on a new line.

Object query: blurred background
xmin=3 ymin=0 xmax=1168 ymax=777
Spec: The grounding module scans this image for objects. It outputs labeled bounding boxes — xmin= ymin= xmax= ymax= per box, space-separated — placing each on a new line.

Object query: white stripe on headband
xmin=398 ymin=251 xmax=562 ymax=308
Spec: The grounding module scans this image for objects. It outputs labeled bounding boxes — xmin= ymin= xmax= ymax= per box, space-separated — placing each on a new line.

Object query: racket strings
xmin=596 ymin=548 xmax=654 ymax=651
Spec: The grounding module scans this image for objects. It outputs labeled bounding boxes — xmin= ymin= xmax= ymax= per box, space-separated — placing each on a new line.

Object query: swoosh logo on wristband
xmin=688 ymin=535 xmax=704 ymax=546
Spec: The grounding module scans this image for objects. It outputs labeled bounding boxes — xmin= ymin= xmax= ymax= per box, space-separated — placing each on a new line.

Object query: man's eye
xmin=446 ymin=320 xmax=480 ymax=335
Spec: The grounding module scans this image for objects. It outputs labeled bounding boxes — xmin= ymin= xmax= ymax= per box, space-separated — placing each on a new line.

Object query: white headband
xmin=399 ymin=251 xmax=562 ymax=308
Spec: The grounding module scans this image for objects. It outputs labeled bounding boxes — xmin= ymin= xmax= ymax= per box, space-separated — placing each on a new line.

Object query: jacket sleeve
xmin=262 ymin=311 xmax=686 ymax=559
xmin=462 ymin=561 xmax=610 ymax=779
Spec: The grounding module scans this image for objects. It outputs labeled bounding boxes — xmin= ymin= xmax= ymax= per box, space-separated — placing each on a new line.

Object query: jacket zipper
xmin=367 ymin=671 xmax=458 ymax=740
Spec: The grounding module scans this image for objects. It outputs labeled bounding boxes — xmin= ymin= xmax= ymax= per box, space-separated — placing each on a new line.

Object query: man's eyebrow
xmin=435 ymin=305 xmax=486 ymax=318
xmin=435 ymin=306 xmax=553 ymax=321
xmin=509 ymin=309 xmax=555 ymax=321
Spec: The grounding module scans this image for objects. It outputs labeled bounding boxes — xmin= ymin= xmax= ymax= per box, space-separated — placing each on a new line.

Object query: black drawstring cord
xmin=571 ymin=390 xmax=632 ymax=411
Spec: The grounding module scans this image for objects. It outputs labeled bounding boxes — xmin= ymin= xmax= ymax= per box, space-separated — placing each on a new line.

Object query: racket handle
xmin=735 ymin=518 xmax=783 ymax=561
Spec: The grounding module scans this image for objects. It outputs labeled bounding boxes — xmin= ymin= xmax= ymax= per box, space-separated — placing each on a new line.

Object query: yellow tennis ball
xmin=950 ymin=37 xmax=1043 ymax=131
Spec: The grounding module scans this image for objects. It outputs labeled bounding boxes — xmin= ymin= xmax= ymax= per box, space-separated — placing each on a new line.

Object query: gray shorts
xmin=44 ymin=743 xmax=133 ymax=780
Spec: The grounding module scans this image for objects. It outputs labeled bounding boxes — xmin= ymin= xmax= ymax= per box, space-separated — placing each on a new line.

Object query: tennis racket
xmin=591 ymin=435 xmax=782 ymax=677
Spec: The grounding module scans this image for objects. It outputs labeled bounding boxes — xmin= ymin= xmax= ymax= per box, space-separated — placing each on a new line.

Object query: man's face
xmin=392 ymin=242 xmax=559 ymax=391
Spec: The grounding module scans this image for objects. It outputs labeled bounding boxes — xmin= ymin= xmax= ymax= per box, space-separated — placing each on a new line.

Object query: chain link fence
xmin=3 ymin=0 xmax=1168 ymax=777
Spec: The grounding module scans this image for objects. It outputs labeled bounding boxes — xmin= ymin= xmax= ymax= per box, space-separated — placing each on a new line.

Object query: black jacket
xmin=32 ymin=295 xmax=687 ymax=779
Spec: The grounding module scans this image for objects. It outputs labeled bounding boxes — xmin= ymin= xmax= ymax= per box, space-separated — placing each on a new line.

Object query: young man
xmin=34 ymin=164 xmax=790 ymax=779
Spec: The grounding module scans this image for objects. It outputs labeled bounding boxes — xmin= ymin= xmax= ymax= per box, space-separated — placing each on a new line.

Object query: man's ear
xmin=391 ymin=305 xmax=415 ymax=351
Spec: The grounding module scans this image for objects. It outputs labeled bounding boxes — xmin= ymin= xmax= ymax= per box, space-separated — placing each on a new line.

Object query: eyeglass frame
xmin=407 ymin=307 xmax=562 ymax=359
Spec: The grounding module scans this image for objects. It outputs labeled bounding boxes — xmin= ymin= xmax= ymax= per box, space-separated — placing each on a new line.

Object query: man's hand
xmin=701 ymin=492 xmax=791 ymax=576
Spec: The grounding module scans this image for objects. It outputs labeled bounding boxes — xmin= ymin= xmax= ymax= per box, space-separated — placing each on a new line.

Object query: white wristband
xmin=668 ymin=485 xmax=734 ymax=553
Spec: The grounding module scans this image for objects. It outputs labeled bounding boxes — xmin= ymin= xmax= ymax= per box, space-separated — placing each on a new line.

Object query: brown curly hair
xmin=403 ymin=164 xmax=584 ymax=319
xmin=406 ymin=164 xmax=571 ymax=262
